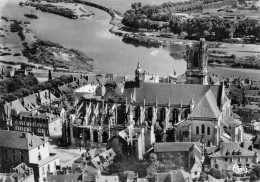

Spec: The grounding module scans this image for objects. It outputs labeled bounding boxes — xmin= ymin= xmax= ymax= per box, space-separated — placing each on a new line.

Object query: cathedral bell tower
xmin=185 ymin=38 xmax=208 ymax=85
xmin=135 ymin=62 xmax=143 ymax=87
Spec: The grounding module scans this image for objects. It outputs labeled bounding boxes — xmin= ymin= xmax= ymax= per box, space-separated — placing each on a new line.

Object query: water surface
xmin=1 ymin=0 xmax=187 ymax=76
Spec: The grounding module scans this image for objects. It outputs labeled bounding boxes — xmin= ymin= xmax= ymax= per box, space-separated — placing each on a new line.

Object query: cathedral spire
xmin=137 ymin=62 xmax=141 ymax=70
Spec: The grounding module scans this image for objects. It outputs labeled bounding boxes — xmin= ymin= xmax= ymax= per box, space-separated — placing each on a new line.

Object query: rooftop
xmin=0 ymin=130 xmax=47 ymax=150
xmin=122 ymin=83 xmax=222 ymax=107
xmin=154 ymin=142 xmax=201 ymax=153
xmin=189 ymin=89 xmax=220 ymax=119
xmin=212 ymin=142 xmax=256 ymax=157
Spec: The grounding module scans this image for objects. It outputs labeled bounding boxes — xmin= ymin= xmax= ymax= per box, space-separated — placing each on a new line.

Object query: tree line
xmin=123 ymin=0 xmax=235 ymax=23
xmin=169 ymin=17 xmax=260 ymax=40
xmin=122 ymin=13 xmax=260 ymax=40
xmin=121 ymin=0 xmax=260 ymax=40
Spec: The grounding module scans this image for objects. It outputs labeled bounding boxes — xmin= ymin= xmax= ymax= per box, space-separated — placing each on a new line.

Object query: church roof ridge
xmin=189 ymin=89 xmax=220 ymax=119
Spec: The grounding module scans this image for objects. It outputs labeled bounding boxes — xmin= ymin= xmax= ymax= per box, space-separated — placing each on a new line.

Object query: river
xmin=1 ymin=0 xmax=187 ymax=77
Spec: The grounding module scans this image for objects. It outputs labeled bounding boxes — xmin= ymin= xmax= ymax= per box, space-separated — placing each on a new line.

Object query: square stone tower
xmin=185 ymin=38 xmax=208 ymax=85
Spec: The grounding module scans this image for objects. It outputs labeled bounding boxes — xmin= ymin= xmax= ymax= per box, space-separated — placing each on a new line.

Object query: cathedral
xmin=70 ymin=38 xmax=243 ymax=151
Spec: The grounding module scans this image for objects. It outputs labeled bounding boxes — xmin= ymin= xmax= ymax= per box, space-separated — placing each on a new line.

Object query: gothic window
xmin=196 ymin=126 xmax=199 ymax=134
xmin=102 ymin=131 xmax=109 ymax=143
xmin=160 ymin=108 xmax=166 ymax=121
xmin=86 ymin=128 xmax=90 ymax=140
xmin=194 ymin=52 xmax=199 ymax=67
xmin=207 ymin=127 xmax=210 ymax=135
xmin=173 ymin=109 xmax=179 ymax=124
xmin=93 ymin=130 xmax=98 ymax=143
xmin=38 ymin=152 xmax=41 ymax=161
xmin=135 ymin=107 xmax=141 ymax=121
xmin=207 ymin=140 xmax=210 ymax=147
xmin=147 ymin=107 xmax=153 ymax=121
xmin=20 ymin=150 xmax=24 ymax=162
xmin=117 ymin=105 xmax=126 ymax=125
xmin=202 ymin=124 xmax=205 ymax=134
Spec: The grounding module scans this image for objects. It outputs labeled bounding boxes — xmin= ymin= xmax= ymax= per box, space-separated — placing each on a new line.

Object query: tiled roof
xmin=155 ymin=170 xmax=191 ymax=182
xmin=88 ymin=148 xmax=107 ymax=159
xmin=244 ymin=90 xmax=259 ymax=96
xmin=209 ymin=74 xmax=220 ymax=84
xmin=38 ymin=105 xmax=63 ymax=113
xmin=46 ymin=173 xmax=82 ymax=182
xmin=9 ymin=100 xmax=26 ymax=112
xmin=223 ymin=115 xmax=242 ymax=127
xmin=122 ymin=83 xmax=222 ymax=107
xmin=4 ymin=100 xmax=27 ymax=119
xmin=38 ymin=90 xmax=57 ymax=105
xmin=22 ymin=94 xmax=40 ymax=111
xmin=154 ymin=142 xmax=200 ymax=153
xmin=87 ymin=75 xmax=99 ymax=85
xmin=58 ymin=85 xmax=73 ymax=95
xmin=212 ymin=142 xmax=255 ymax=157
xmin=0 ymin=130 xmax=47 ymax=150
xmin=189 ymin=89 xmax=220 ymax=119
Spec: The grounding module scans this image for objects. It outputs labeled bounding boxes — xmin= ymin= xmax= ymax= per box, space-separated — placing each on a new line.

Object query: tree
xmin=146 ymin=153 xmax=167 ymax=178
xmin=227 ymin=87 xmax=246 ymax=105
xmin=251 ymin=164 xmax=260 ymax=180
xmin=210 ymin=168 xmax=222 ymax=179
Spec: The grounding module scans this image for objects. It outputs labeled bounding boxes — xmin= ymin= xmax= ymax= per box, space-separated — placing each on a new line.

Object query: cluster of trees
xmin=227 ymin=86 xmax=247 ymax=105
xmin=169 ymin=17 xmax=260 ymax=40
xmin=0 ymin=74 xmax=72 ymax=105
xmin=123 ymin=0 xmax=234 ymax=25
xmin=103 ymin=153 xmax=173 ymax=180
xmin=10 ymin=20 xmax=25 ymax=41
xmin=0 ymin=75 xmax=38 ymax=104
xmin=24 ymin=14 xmax=38 ymax=19
xmin=122 ymin=0 xmax=260 ymax=41
xmin=22 ymin=40 xmax=93 ymax=71
xmin=250 ymin=164 xmax=260 ymax=181
xmin=29 ymin=3 xmax=78 ymax=19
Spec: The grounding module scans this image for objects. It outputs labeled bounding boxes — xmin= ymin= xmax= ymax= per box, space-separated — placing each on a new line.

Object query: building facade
xmin=0 ymin=130 xmax=59 ymax=182
xmin=210 ymin=142 xmax=258 ymax=171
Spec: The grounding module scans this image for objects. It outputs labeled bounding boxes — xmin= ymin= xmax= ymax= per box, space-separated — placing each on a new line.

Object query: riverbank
xmin=0 ymin=16 xmax=94 ymax=73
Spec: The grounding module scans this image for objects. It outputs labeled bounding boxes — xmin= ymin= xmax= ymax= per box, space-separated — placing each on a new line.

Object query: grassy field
xmin=211 ymin=44 xmax=260 ymax=58
xmin=85 ymin=0 xmax=189 ymax=13
xmin=209 ymin=66 xmax=260 ymax=81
